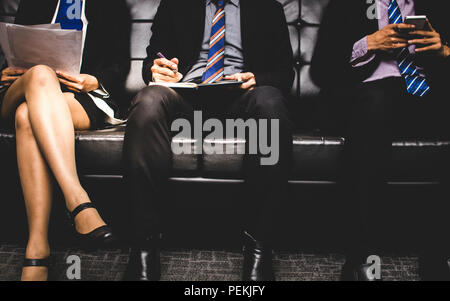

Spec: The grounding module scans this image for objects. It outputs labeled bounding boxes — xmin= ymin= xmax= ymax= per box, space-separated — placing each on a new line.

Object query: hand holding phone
xmin=407 ymin=18 xmax=447 ymax=56
xmin=367 ymin=23 xmax=412 ymax=52
xmin=405 ymin=16 xmax=429 ymax=31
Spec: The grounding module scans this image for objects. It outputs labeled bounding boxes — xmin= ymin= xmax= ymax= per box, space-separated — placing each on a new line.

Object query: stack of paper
xmin=0 ymin=22 xmax=83 ymax=75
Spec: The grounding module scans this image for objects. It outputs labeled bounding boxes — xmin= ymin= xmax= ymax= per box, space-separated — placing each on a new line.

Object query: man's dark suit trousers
xmin=123 ymin=85 xmax=293 ymax=243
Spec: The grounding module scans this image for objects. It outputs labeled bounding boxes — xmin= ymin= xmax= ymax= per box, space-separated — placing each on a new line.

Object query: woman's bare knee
xmin=23 ymin=65 xmax=58 ymax=88
xmin=15 ymin=103 xmax=32 ymax=133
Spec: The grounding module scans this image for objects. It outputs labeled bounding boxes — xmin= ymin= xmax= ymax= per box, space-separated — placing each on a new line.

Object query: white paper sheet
xmin=0 ymin=22 xmax=82 ymax=75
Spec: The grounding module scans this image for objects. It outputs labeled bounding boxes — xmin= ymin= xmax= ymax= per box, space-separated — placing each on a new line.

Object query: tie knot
xmin=389 ymin=0 xmax=399 ymax=9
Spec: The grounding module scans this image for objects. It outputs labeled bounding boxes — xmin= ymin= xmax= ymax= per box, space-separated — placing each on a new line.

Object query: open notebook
xmin=148 ymin=80 xmax=244 ymax=90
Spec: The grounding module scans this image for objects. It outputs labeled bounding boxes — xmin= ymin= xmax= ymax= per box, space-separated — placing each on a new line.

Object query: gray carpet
xmin=0 ymin=244 xmax=420 ymax=281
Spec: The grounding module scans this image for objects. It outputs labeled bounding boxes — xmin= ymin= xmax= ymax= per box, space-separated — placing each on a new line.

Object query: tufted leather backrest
xmin=0 ymin=0 xmax=330 ymax=108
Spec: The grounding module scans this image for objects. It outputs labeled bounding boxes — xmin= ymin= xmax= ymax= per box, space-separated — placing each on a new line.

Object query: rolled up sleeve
xmin=350 ymin=36 xmax=376 ymax=67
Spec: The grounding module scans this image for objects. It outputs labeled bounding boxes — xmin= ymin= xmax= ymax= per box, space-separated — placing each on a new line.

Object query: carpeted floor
xmin=0 ymin=244 xmax=420 ymax=281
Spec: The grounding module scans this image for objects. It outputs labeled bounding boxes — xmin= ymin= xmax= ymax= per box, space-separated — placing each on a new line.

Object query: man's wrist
xmin=435 ymin=44 xmax=450 ymax=59
xmin=366 ymin=34 xmax=377 ymax=52
xmin=443 ymin=45 xmax=450 ymax=58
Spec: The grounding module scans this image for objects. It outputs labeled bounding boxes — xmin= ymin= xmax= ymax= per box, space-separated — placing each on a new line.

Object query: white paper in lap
xmin=0 ymin=23 xmax=12 ymax=64
xmin=0 ymin=22 xmax=82 ymax=75
xmin=29 ymin=24 xmax=62 ymax=30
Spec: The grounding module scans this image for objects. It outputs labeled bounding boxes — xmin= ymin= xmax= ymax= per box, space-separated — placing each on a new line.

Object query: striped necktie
xmin=388 ymin=0 xmax=430 ymax=97
xmin=202 ymin=0 xmax=226 ymax=83
xmin=55 ymin=0 xmax=84 ymax=31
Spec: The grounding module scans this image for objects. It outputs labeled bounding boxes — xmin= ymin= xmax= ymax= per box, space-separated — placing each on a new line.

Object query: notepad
xmin=148 ymin=80 xmax=244 ymax=90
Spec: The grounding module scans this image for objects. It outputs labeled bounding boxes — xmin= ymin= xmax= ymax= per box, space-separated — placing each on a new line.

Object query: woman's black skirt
xmin=0 ymin=85 xmax=106 ymax=130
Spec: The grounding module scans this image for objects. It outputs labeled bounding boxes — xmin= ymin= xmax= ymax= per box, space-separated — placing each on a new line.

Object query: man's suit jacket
xmin=311 ymin=0 xmax=449 ymax=92
xmin=143 ymin=0 xmax=294 ymax=94
xmin=14 ymin=0 xmax=132 ymax=106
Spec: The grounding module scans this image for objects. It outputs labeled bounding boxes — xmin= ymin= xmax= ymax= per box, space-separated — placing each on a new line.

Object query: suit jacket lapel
xmin=240 ymin=0 xmax=257 ymax=59
xmin=178 ymin=0 xmax=205 ymax=66
xmin=192 ymin=0 xmax=206 ymax=53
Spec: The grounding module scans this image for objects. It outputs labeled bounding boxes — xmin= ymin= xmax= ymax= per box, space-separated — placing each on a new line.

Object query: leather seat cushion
xmin=2 ymin=128 xmax=448 ymax=182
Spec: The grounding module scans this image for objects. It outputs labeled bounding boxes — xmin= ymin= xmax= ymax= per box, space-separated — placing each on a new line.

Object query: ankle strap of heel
xmin=23 ymin=258 xmax=50 ymax=267
xmin=70 ymin=202 xmax=96 ymax=221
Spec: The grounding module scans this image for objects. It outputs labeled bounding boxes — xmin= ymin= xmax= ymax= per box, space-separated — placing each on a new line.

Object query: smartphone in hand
xmin=405 ymin=16 xmax=429 ymax=31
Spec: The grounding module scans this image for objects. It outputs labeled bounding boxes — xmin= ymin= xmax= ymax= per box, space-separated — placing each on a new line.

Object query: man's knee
xmin=127 ymin=86 xmax=178 ymax=130
xmin=248 ymin=86 xmax=290 ymax=120
xmin=133 ymin=86 xmax=179 ymax=106
xmin=350 ymin=94 xmax=393 ymax=134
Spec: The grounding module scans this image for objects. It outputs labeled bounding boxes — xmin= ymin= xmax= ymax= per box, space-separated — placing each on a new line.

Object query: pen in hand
xmin=153 ymin=52 xmax=183 ymax=82
xmin=156 ymin=52 xmax=166 ymax=59
xmin=156 ymin=52 xmax=178 ymax=71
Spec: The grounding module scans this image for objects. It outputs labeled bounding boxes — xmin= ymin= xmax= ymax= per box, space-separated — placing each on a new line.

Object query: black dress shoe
xmin=124 ymin=235 xmax=161 ymax=281
xmin=68 ymin=203 xmax=117 ymax=250
xmin=242 ymin=231 xmax=275 ymax=281
xmin=341 ymin=261 xmax=382 ymax=281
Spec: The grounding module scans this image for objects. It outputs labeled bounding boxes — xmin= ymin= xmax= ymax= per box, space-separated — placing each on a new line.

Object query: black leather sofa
xmin=1 ymin=0 xmax=448 ymax=249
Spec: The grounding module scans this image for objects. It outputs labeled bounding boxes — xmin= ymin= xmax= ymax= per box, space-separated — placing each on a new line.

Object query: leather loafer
xmin=242 ymin=231 xmax=275 ymax=281
xmin=124 ymin=235 xmax=161 ymax=281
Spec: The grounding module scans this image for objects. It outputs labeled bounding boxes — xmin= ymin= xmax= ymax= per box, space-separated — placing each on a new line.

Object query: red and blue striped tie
xmin=202 ymin=0 xmax=226 ymax=83
xmin=388 ymin=0 xmax=431 ymax=97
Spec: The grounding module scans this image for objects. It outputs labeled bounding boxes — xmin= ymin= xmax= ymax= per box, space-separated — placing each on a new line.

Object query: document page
xmin=0 ymin=22 xmax=83 ymax=75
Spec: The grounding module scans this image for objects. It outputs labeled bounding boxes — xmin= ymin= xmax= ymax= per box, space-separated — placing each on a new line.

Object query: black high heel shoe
xmin=68 ymin=202 xmax=117 ymax=250
xmin=22 ymin=257 xmax=53 ymax=281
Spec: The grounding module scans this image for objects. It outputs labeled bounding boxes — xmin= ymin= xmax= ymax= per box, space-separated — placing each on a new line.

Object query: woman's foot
xmin=67 ymin=191 xmax=116 ymax=249
xmin=21 ymin=245 xmax=50 ymax=281
xmin=74 ymin=206 xmax=107 ymax=234
xmin=67 ymin=191 xmax=106 ymax=234
xmin=21 ymin=266 xmax=48 ymax=281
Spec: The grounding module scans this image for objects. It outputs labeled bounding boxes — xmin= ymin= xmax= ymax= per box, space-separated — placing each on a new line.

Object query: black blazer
xmin=143 ymin=0 xmax=294 ymax=94
xmin=311 ymin=0 xmax=449 ymax=92
xmin=14 ymin=0 xmax=131 ymax=107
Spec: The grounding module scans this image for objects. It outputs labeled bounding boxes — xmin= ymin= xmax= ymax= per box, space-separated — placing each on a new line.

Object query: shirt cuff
xmin=350 ymin=36 xmax=376 ymax=67
xmin=90 ymin=83 xmax=110 ymax=99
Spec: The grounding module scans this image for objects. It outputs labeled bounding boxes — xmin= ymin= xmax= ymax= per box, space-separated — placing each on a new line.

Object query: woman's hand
xmin=224 ymin=72 xmax=257 ymax=90
xmin=408 ymin=19 xmax=449 ymax=58
xmin=56 ymin=71 xmax=99 ymax=93
xmin=0 ymin=67 xmax=28 ymax=87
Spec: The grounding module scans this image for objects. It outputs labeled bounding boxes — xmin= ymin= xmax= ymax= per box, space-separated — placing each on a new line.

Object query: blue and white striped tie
xmin=388 ymin=0 xmax=430 ymax=97
xmin=202 ymin=0 xmax=226 ymax=83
